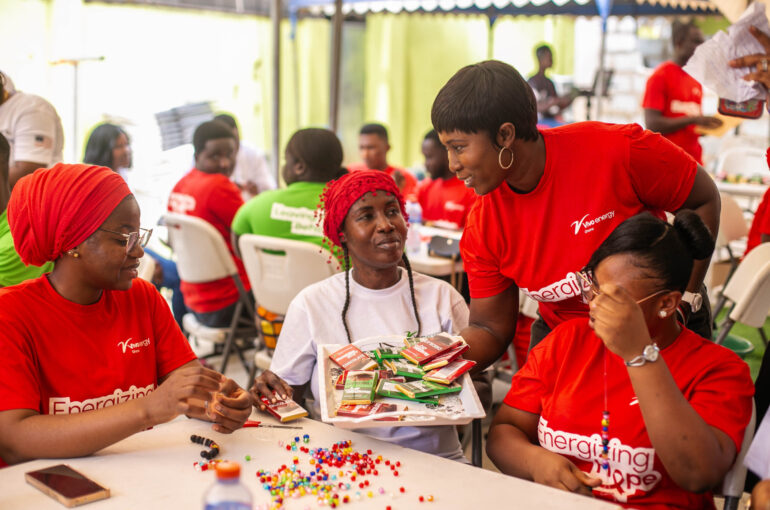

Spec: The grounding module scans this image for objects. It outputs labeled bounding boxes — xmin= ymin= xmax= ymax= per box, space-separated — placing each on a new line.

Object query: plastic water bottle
xmin=405 ymin=201 xmax=422 ymax=256
xmin=203 ymin=461 xmax=252 ymax=510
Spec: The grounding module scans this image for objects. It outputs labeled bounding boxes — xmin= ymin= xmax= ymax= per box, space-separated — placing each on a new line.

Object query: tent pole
xmin=596 ymin=20 xmax=607 ymax=121
xmin=271 ymin=0 xmax=282 ymax=182
xmin=330 ymin=0 xmax=343 ymax=132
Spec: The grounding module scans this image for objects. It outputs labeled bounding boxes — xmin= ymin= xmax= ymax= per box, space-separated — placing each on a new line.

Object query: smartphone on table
xmin=25 ymin=464 xmax=110 ymax=507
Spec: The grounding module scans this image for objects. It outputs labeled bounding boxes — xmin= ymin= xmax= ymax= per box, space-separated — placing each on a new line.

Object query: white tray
xmin=317 ymin=335 xmax=485 ymax=429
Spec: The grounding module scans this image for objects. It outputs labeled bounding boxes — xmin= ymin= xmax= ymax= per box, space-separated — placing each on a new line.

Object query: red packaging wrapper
xmin=421 ymin=342 xmax=470 ymax=371
xmin=401 ymin=334 xmax=465 ymax=366
xmin=423 ymin=359 xmax=476 ymax=384
xmin=329 ymin=344 xmax=378 ymax=371
xmin=335 ymin=402 xmax=402 ymax=421
xmin=259 ymin=396 xmax=308 ymax=422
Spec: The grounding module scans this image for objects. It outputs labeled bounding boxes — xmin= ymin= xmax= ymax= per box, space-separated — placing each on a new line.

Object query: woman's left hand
xmin=729 ymin=26 xmax=770 ymax=90
xmin=589 ymin=283 xmax=652 ymax=362
xmin=207 ymin=378 xmax=253 ymax=433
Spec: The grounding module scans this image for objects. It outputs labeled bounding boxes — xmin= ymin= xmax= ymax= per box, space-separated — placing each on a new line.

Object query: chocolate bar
xmin=393 ymin=380 xmax=462 ymax=399
xmin=421 ymin=342 xmax=470 ymax=371
xmin=401 ymin=334 xmax=465 ymax=366
xmin=383 ymin=359 xmax=425 ymax=379
xmin=335 ymin=402 xmax=402 ymax=421
xmin=335 ymin=369 xmax=403 ymax=390
xmin=329 ymin=344 xmax=378 ymax=371
xmin=373 ymin=343 xmax=404 ymax=364
xmin=376 ymin=380 xmax=439 ymax=404
xmin=259 ymin=396 xmax=308 ymax=422
xmin=341 ymin=370 xmax=379 ymax=405
xmin=423 ymin=359 xmax=476 ymax=385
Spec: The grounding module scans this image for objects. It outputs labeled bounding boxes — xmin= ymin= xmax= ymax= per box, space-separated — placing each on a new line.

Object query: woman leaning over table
xmin=430 ymin=60 xmax=721 ymax=369
xmin=0 ymin=163 xmax=251 ymax=466
xmin=486 ymin=211 xmax=753 ymax=509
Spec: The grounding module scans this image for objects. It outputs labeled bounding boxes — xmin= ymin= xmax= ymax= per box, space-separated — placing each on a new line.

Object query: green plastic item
xmin=718 ymin=334 xmax=755 ymax=358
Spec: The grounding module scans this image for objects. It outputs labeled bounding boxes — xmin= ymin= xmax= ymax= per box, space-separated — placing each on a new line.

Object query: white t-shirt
xmin=271 ymin=267 xmax=469 ymax=460
xmin=231 ymin=140 xmax=276 ymax=200
xmin=0 ymin=79 xmax=64 ymax=168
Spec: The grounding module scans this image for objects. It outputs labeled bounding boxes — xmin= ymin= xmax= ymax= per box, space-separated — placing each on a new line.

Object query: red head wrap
xmin=320 ymin=170 xmax=408 ymax=248
xmin=8 ymin=163 xmax=132 ymax=266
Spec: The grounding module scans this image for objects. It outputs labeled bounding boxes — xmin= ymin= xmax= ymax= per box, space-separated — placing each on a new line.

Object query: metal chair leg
xmin=714 ymin=318 xmax=735 ymax=346
xmin=219 ymin=301 xmax=244 ymax=374
xmin=759 ymin=326 xmax=768 ymax=347
xmin=471 ymin=418 xmax=482 ymax=467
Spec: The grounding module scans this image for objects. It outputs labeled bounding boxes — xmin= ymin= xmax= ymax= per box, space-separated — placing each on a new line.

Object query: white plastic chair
xmin=238 ymin=234 xmax=338 ymax=381
xmin=162 ymin=213 xmax=257 ymax=374
xmin=712 ymin=193 xmax=750 ymax=315
xmin=137 ymin=255 xmax=156 ymax=282
xmin=715 ymin=147 xmax=768 ymax=181
xmin=714 ymin=242 xmax=770 ymax=347
xmin=720 ymin=402 xmax=757 ymax=510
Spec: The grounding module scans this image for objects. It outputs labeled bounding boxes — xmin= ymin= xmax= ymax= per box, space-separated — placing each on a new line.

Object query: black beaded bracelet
xmin=191 ymin=434 xmax=220 ymax=460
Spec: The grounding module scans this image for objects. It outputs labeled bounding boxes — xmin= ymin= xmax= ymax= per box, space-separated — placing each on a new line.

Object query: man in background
xmin=214 ymin=113 xmax=276 ymax=200
xmin=642 ymin=20 xmax=722 ymax=163
xmin=348 ymin=123 xmax=418 ymax=201
xmin=0 ymin=71 xmax=64 ymax=189
xmin=528 ymin=45 xmax=575 ymax=127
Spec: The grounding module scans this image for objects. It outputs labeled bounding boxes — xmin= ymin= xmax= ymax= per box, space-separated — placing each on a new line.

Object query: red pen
xmin=244 ymin=420 xmax=302 ymax=429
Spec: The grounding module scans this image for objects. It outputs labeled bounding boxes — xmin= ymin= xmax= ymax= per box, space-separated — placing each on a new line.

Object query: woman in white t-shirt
xmin=251 ymin=170 xmax=469 ymax=460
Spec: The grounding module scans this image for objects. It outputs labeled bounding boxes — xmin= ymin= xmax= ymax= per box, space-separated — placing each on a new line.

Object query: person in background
xmin=348 ymin=123 xmax=418 ymax=201
xmin=83 ymin=123 xmax=188 ymax=328
xmin=168 ymin=121 xmax=250 ymax=328
xmin=232 ymin=128 xmax=344 ymax=255
xmin=214 ymin=113 xmax=276 ymax=200
xmin=0 ymin=164 xmax=251 ymax=466
xmin=643 ymin=20 xmax=722 ymax=164
xmin=528 ymin=45 xmax=575 ymax=127
xmin=0 ymin=132 xmax=52 ymax=286
xmin=0 ymin=71 xmax=64 ymax=189
xmin=417 ymin=129 xmax=476 ymax=230
xmin=251 ymin=170 xmax=470 ymax=461
xmin=486 ymin=211 xmax=752 ymax=508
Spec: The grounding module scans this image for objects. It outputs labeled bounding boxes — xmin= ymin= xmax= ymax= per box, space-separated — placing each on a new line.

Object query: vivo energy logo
xmin=571 ymin=210 xmax=615 ymax=235
xmin=117 ymin=337 xmax=151 ymax=354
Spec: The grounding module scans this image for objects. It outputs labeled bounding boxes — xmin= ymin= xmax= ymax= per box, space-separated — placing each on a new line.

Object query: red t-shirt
xmin=642 ymin=61 xmax=704 ymax=163
xmin=348 ymin=162 xmax=419 ymax=202
xmin=504 ymin=319 xmax=753 ymax=509
xmin=417 ymin=176 xmax=477 ymax=229
xmin=0 ymin=276 xmax=196 ymax=465
xmin=168 ymin=168 xmax=250 ymax=313
xmin=460 ymin=122 xmax=696 ymax=329
xmin=746 ymin=186 xmax=770 ymax=255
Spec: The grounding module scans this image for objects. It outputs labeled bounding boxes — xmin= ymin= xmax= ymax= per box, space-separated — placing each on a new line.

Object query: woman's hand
xmin=589 ymin=283 xmax=652 ymax=362
xmin=250 ymin=370 xmax=293 ymax=411
xmin=530 ymin=448 xmax=602 ymax=496
xmin=207 ymin=378 xmax=253 ymax=433
xmin=729 ymin=26 xmax=770 ymax=91
xmin=146 ymin=365 xmax=224 ymax=425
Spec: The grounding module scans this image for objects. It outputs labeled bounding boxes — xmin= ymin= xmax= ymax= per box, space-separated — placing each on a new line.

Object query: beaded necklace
xmin=600 ymin=347 xmax=610 ymax=472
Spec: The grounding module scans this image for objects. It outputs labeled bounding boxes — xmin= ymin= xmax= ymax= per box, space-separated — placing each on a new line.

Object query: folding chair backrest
xmin=721 ymin=402 xmax=756 ymax=503
xmin=715 ymin=147 xmax=768 ymax=180
xmin=238 ymin=234 xmax=338 ymax=315
xmin=717 ymin=192 xmax=749 ymax=248
xmin=723 ymin=243 xmax=770 ymax=328
xmin=162 ymin=212 xmax=238 ymax=283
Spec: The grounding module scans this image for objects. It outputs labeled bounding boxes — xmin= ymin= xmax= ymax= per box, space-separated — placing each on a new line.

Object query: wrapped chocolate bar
xmin=341 ymin=370 xmax=379 ymax=405
xmin=401 ymin=334 xmax=465 ymax=366
xmin=423 ymin=359 xmax=476 ymax=385
xmin=373 ymin=343 xmax=404 ymax=364
xmin=394 ymin=380 xmax=462 ymax=399
xmin=329 ymin=344 xmax=378 ymax=371
xmin=421 ymin=342 xmax=469 ymax=371
xmin=335 ymin=402 xmax=402 ymax=421
xmin=383 ymin=359 xmax=425 ymax=379
xmin=335 ymin=369 xmax=403 ymax=390
xmin=376 ymin=380 xmax=439 ymax=404
xmin=259 ymin=396 xmax=308 ymax=422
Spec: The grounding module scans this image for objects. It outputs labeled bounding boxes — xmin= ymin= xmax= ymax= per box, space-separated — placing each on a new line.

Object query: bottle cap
xmin=215 ymin=461 xmax=241 ymax=480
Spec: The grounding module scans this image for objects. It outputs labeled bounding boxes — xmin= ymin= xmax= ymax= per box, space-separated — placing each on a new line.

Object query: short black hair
xmin=431 ymin=60 xmax=539 ymax=144
xmin=586 ymin=211 xmax=714 ymax=293
xmin=672 ymin=20 xmax=697 ymax=47
xmin=360 ymin=123 xmax=388 ymax=142
xmin=213 ymin=113 xmax=237 ymax=130
xmin=535 ymin=44 xmax=552 ymax=60
xmin=286 ymin=128 xmax=343 ymax=182
xmin=83 ymin=123 xmax=130 ymax=170
xmin=423 ymin=129 xmax=441 ymax=145
xmin=193 ymin=121 xmax=236 ymax=156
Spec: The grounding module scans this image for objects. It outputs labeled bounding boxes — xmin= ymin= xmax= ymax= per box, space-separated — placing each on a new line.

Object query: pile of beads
xmin=191 ymin=434 xmax=220 ymax=460
xmin=193 ymin=459 xmax=223 ymax=471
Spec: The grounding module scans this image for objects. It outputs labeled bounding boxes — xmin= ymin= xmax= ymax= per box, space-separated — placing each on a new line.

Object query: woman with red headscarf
xmin=0 ymin=164 xmax=252 ymax=466
xmin=250 ymin=170 xmax=470 ymax=460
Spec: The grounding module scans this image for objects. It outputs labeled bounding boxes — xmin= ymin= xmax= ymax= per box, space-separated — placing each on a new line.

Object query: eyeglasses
xmin=99 ymin=227 xmax=153 ymax=254
xmin=574 ymin=270 xmax=670 ymax=304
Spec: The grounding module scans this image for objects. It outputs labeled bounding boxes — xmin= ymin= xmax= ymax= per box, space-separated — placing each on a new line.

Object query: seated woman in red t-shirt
xmin=0 ymin=164 xmax=251 ymax=465
xmin=486 ymin=211 xmax=753 ymax=509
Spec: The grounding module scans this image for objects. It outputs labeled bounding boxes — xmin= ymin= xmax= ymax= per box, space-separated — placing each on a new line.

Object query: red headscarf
xmin=8 ymin=163 xmax=132 ymax=266
xmin=320 ymin=170 xmax=408 ymax=249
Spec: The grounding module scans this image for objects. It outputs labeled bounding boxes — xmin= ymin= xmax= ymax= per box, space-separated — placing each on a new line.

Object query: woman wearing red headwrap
xmin=250 ymin=170 xmax=470 ymax=460
xmin=0 ymin=164 xmax=251 ymax=466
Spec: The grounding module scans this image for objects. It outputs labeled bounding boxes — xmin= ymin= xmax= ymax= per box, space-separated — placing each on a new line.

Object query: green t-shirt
xmin=0 ymin=210 xmax=53 ymax=287
xmin=232 ymin=181 xmax=328 ymax=250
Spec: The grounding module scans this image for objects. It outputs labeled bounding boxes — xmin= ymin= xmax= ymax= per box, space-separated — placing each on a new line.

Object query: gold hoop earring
xmin=498 ymin=146 xmax=514 ymax=170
